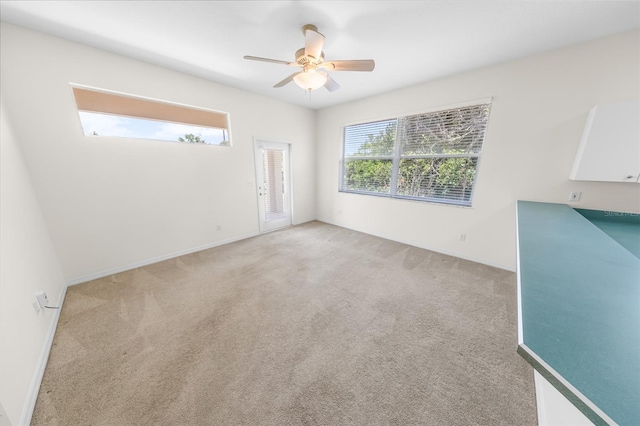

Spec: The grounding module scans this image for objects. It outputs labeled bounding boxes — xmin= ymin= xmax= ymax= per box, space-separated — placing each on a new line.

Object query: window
xmin=340 ymin=102 xmax=491 ymax=206
xmin=72 ymin=86 xmax=230 ymax=146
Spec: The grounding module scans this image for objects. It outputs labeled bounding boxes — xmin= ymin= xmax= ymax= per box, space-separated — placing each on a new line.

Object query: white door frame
xmin=254 ymin=139 xmax=292 ymax=233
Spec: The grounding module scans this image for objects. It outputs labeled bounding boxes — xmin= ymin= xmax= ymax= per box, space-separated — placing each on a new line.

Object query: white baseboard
xmin=314 ymin=216 xmax=516 ymax=272
xmin=19 ymin=285 xmax=67 ymax=426
xmin=67 ymin=232 xmax=259 ymax=286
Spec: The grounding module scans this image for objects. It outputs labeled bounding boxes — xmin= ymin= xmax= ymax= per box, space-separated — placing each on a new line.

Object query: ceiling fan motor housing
xmin=295 ymin=47 xmax=324 ymax=67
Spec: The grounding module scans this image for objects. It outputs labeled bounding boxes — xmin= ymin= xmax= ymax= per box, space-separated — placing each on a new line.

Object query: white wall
xmin=0 ymin=98 xmax=67 ymax=425
xmin=0 ymin=22 xmax=316 ymax=283
xmin=316 ymin=29 xmax=640 ymax=271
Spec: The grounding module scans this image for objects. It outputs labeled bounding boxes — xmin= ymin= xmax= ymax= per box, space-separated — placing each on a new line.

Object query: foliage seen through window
xmin=341 ymin=103 xmax=491 ymax=206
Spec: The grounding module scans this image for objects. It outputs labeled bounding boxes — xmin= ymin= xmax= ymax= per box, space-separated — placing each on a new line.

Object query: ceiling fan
xmin=244 ymin=24 xmax=375 ymax=92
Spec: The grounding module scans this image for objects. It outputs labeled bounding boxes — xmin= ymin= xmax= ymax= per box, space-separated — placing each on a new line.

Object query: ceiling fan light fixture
xmin=293 ymin=69 xmax=327 ymax=91
xmin=244 ymin=24 xmax=374 ymax=93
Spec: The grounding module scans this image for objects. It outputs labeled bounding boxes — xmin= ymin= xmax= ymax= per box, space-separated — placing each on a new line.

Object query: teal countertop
xmin=575 ymin=208 xmax=640 ymax=260
xmin=516 ymin=201 xmax=640 ymax=425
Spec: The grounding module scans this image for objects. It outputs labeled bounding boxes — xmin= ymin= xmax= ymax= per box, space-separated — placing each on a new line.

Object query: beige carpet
xmin=32 ymin=221 xmax=537 ymax=425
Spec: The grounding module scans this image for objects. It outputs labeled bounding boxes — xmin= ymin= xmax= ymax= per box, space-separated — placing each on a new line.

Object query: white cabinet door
xmin=570 ymin=99 xmax=639 ymax=183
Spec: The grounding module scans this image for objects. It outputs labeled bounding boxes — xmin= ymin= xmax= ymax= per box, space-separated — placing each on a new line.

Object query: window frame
xmin=339 ymin=99 xmax=492 ymax=207
xmin=71 ymin=84 xmax=232 ymax=146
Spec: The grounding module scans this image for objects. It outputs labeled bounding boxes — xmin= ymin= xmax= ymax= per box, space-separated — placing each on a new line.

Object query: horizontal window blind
xmin=396 ymin=157 xmax=478 ymax=202
xmin=399 ymin=104 xmax=490 ymax=156
xmin=344 ymin=119 xmax=397 ymax=157
xmin=340 ymin=102 xmax=491 ymax=206
xmin=342 ymin=159 xmax=393 ymax=194
xmin=73 ymin=87 xmax=228 ymax=129
xmin=72 ymin=86 xmax=231 ymax=146
xmin=263 ymin=148 xmax=288 ymax=222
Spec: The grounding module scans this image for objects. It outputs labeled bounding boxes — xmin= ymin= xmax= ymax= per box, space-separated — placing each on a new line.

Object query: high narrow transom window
xmin=72 ymin=86 xmax=231 ymax=146
xmin=340 ymin=102 xmax=491 ymax=206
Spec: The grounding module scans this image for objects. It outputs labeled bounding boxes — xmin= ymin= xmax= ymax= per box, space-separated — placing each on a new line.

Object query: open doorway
xmin=254 ymin=140 xmax=292 ymax=233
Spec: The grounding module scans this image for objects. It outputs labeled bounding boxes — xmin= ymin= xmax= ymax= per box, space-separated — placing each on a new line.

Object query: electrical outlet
xmin=459 ymin=234 xmax=467 ymax=242
xmin=36 ymin=291 xmax=49 ymax=309
xmin=569 ymin=191 xmax=581 ymax=202
xmin=33 ymin=300 xmax=41 ymax=314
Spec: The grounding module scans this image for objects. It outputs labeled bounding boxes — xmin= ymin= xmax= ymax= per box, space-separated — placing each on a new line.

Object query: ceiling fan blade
xmin=324 ymin=75 xmax=340 ymax=92
xmin=322 ymin=60 xmax=375 ymax=72
xmin=273 ymin=72 xmax=300 ymax=88
xmin=244 ymin=55 xmax=296 ymax=66
xmin=304 ymin=25 xmax=325 ymax=60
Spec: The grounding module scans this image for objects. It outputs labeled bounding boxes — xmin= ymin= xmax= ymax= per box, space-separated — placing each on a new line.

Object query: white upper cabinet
xmin=570 ymin=99 xmax=639 ymax=183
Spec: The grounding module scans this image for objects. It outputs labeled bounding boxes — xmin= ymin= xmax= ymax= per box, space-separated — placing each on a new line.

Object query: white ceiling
xmin=1 ymin=1 xmax=639 ymax=110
